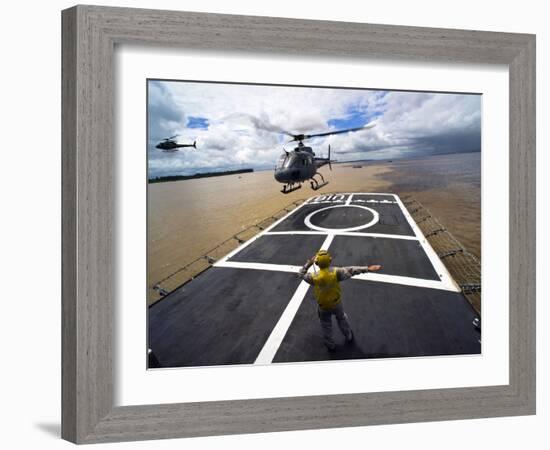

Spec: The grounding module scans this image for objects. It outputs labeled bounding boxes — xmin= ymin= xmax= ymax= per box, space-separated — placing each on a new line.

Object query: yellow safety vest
xmin=311 ymin=268 xmax=341 ymax=310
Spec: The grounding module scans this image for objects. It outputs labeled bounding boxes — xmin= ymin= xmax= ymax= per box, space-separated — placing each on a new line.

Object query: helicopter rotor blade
xmin=254 ymin=122 xmax=295 ymax=137
xmin=235 ymin=113 xmax=296 ymax=137
xmin=302 ymin=122 xmax=376 ymax=140
xmin=279 ymin=130 xmax=297 ymax=138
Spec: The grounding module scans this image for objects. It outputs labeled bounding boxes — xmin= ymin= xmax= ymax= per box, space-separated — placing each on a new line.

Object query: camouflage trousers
xmin=317 ymin=301 xmax=352 ymax=348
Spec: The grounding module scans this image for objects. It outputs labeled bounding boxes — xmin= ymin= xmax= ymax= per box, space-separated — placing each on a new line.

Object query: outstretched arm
xmin=337 ymin=265 xmax=382 ymax=281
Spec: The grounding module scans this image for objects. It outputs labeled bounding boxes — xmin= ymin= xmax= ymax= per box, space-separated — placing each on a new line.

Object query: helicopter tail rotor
xmin=192 ymin=140 xmax=197 ymax=149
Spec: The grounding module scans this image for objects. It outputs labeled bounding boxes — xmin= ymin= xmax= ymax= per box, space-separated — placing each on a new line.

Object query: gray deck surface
xmin=148 ymin=193 xmax=480 ymax=368
xmin=149 ymin=268 xmax=301 ymax=367
xmin=273 ymin=281 xmax=479 ymax=362
xmin=229 ymin=234 xmax=326 ymax=266
xmin=329 ymin=235 xmax=440 ymax=280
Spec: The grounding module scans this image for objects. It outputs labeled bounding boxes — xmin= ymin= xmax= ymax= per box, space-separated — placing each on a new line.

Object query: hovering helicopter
xmin=155 ymin=135 xmax=197 ymax=152
xmin=273 ymin=123 xmax=375 ymax=193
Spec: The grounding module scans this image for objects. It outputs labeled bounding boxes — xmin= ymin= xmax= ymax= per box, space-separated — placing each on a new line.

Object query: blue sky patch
xmin=187 ymin=116 xmax=210 ymax=129
xmin=327 ymin=107 xmax=382 ymax=130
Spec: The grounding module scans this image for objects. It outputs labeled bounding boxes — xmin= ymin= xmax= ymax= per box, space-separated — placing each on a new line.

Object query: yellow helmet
xmin=315 ymin=250 xmax=332 ymax=268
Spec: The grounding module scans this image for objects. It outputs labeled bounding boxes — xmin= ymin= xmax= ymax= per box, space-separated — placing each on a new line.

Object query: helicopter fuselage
xmin=155 ymin=139 xmax=197 ymax=151
xmin=274 ymin=143 xmax=332 ymax=193
xmin=274 ymin=146 xmax=318 ymax=184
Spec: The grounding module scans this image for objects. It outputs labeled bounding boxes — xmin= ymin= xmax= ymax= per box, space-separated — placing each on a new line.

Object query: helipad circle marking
xmin=304 ymin=205 xmax=379 ymax=232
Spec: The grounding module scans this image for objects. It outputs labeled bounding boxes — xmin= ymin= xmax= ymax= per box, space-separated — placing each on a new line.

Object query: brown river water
xmin=148 ymin=152 xmax=480 ymax=302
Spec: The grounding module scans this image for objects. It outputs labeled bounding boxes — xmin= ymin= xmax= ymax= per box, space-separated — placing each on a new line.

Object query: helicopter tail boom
xmin=314 ymin=144 xmax=335 ymax=170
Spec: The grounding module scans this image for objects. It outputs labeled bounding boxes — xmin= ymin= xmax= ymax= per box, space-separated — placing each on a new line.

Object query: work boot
xmin=324 ymin=340 xmax=336 ymax=351
xmin=346 ymin=330 xmax=354 ymax=343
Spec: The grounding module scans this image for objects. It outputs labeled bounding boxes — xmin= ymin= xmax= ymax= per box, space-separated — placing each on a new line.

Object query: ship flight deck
xmin=148 ymin=193 xmax=481 ymax=368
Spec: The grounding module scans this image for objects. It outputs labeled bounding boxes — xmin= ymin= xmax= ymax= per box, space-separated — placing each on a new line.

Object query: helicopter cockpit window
xmin=287 ymin=154 xmax=298 ymax=168
xmin=276 ymin=154 xmax=288 ymax=169
xmin=276 ymin=153 xmax=296 ymax=169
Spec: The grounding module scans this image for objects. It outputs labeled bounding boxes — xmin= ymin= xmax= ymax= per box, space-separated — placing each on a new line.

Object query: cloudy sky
xmin=147 ymin=80 xmax=481 ymax=178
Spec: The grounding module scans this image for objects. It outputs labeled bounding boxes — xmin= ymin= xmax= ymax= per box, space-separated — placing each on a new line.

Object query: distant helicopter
xmin=155 ymin=135 xmax=197 ymax=152
xmin=273 ymin=123 xmax=375 ymax=193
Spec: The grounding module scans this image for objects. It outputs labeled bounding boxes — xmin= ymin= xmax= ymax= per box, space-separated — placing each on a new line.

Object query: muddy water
xmin=148 ymin=152 xmax=481 ymax=299
xmin=378 ymin=152 xmax=481 ymax=259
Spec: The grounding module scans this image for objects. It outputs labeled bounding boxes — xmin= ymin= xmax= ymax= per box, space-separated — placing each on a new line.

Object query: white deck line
xmin=352 ymin=199 xmax=397 ymax=204
xmin=307 ymin=193 xmax=397 ymax=206
xmin=306 ymin=192 xmax=396 ymax=201
xmin=265 ymin=230 xmax=419 ymax=241
xmin=265 ymin=230 xmax=328 ymax=235
xmin=254 ymin=234 xmax=334 ymax=365
xmin=215 ymin=260 xmax=456 ymax=292
xmin=319 ymin=233 xmax=335 ymax=250
xmin=254 ymin=280 xmax=311 ymax=365
xmin=306 ymin=201 xmax=345 ymax=205
xmin=307 ymin=200 xmax=397 ymax=205
xmin=214 ymin=261 xmax=303 ymax=274
xmin=304 ymin=204 xmax=379 ymax=233
xmin=214 ymin=199 xmax=313 ymax=266
xmin=352 ymin=272 xmax=458 ymax=291
xmin=392 ymin=194 xmax=460 ymax=292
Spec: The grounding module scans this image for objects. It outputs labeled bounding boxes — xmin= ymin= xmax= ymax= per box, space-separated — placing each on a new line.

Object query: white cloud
xmin=147 ymin=81 xmax=480 ymax=177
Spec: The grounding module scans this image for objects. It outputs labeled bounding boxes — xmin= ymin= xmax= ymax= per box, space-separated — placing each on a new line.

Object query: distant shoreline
xmin=148 ymin=168 xmax=254 ymax=183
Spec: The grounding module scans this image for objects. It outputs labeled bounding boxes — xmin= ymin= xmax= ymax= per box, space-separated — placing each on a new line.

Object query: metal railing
xmin=402 ymin=196 xmax=481 ymax=315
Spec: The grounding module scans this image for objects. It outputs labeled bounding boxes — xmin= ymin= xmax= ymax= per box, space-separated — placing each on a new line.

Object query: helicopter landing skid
xmin=310 ymin=181 xmax=329 ymax=190
xmin=309 ymin=174 xmax=328 ymax=191
xmin=281 ymin=183 xmax=302 ymax=194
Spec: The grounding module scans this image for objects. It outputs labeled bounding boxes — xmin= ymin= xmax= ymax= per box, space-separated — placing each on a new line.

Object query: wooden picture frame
xmin=61 ymin=5 xmax=536 ymax=444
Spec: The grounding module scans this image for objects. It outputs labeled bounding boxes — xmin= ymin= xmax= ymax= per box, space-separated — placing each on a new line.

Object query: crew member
xmin=298 ymin=250 xmax=382 ymax=350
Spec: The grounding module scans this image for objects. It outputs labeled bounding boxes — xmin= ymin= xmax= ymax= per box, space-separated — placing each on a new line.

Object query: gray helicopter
xmin=273 ymin=123 xmax=375 ymax=193
xmin=156 ymin=135 xmax=197 ymax=152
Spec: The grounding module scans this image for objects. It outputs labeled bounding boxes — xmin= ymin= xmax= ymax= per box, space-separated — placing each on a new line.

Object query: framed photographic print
xmin=62 ymin=5 xmax=535 ymax=444
xmin=145 ymin=79 xmax=483 ymax=368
